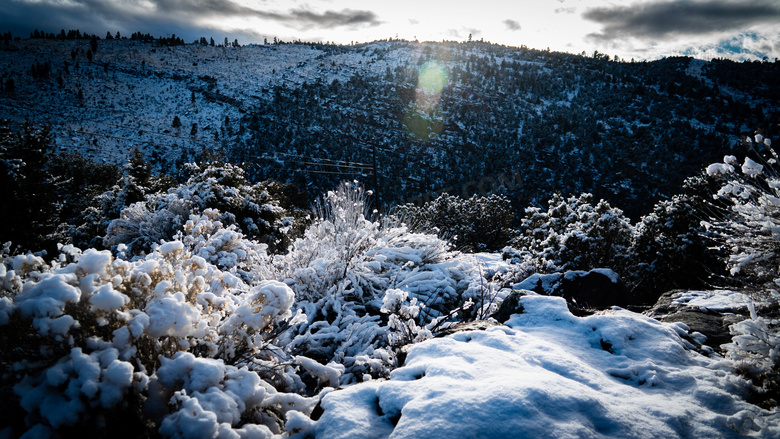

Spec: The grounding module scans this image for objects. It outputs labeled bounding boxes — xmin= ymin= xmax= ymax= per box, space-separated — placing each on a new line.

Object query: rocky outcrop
xmin=644 ymin=290 xmax=751 ymax=352
xmin=513 ymin=269 xmax=633 ymax=310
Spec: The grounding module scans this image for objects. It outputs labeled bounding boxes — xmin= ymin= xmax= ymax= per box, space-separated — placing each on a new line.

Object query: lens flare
xmin=417 ymin=61 xmax=448 ymax=95
xmin=405 ymin=60 xmax=449 ymax=141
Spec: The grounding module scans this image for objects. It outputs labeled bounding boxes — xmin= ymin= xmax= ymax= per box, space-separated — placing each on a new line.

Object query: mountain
xmin=1 ymin=36 xmax=778 ymax=218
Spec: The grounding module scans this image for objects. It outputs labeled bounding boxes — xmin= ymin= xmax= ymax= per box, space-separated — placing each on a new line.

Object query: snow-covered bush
xmin=511 ymin=193 xmax=633 ymax=275
xmin=0 ymin=229 xmax=314 ymax=437
xmin=274 ymin=182 xmax=484 ymax=382
xmin=73 ymin=148 xmax=174 ymax=250
xmin=704 ymin=134 xmax=780 ymax=285
xmin=721 ymin=300 xmax=780 ymax=408
xmin=629 ymin=175 xmax=725 ymax=302
xmin=701 ymin=133 xmax=780 ymax=408
xmin=103 ymin=162 xmax=309 ymax=256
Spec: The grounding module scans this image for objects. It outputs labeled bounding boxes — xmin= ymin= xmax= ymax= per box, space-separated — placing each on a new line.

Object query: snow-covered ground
xmin=311 ymin=294 xmax=779 ymax=438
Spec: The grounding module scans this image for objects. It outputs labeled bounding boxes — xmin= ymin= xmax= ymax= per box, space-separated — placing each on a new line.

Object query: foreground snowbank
xmin=311 ymin=295 xmax=779 ymax=438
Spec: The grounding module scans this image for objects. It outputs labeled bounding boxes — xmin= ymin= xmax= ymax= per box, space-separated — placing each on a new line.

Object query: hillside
xmin=2 ymin=37 xmax=779 ymax=217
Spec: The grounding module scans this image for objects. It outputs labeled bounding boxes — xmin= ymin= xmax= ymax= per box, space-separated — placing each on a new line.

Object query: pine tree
xmin=0 ymin=122 xmax=59 ymax=254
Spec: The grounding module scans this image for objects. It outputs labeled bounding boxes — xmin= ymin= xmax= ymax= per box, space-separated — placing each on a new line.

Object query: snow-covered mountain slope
xmin=0 ymin=39 xmax=392 ymax=168
xmin=2 ymin=38 xmax=778 ymax=217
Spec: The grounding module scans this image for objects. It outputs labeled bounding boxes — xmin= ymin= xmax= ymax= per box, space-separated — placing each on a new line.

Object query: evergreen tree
xmin=0 ymin=122 xmax=59 ymax=254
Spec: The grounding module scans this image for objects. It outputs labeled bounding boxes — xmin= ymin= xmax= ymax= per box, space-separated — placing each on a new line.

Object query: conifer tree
xmin=0 ymin=122 xmax=59 ymax=254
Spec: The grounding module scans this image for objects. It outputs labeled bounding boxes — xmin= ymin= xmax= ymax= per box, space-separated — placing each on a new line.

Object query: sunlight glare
xmin=417 ymin=60 xmax=448 ymax=96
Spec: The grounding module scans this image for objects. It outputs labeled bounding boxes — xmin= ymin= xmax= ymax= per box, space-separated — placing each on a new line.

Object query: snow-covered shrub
xmin=701 ymin=133 xmax=780 ymax=408
xmin=722 ymin=301 xmax=780 ymax=409
xmin=275 ymin=182 xmax=481 ymax=382
xmin=0 ymin=235 xmax=313 ymax=437
xmin=511 ymin=193 xmax=633 ymax=275
xmin=103 ymin=162 xmax=309 ymax=256
xmin=629 ymin=175 xmax=725 ymax=302
xmin=73 ymin=148 xmax=174 ymax=250
xmin=703 ymin=135 xmax=780 ymax=286
xmin=393 ymin=193 xmax=516 ymax=252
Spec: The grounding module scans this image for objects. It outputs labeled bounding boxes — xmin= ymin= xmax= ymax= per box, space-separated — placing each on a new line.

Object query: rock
xmin=489 ymin=290 xmax=530 ymax=323
xmin=644 ymin=290 xmax=749 ymax=352
xmin=514 ymin=269 xmax=632 ymax=310
xmin=434 ymin=319 xmax=504 ymax=337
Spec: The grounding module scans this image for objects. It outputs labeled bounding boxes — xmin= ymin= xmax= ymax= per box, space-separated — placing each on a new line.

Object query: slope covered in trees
xmin=1 ymin=37 xmax=778 ymax=218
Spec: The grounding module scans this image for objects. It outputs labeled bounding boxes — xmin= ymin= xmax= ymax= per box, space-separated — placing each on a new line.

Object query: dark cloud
xmin=273 ymin=9 xmax=382 ymax=29
xmin=504 ymin=19 xmax=521 ymax=31
xmin=0 ymin=0 xmax=381 ymax=42
xmin=584 ymin=0 xmax=780 ymax=42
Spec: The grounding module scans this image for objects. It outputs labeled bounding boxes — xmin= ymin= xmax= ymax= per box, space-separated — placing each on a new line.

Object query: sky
xmin=1 ymin=0 xmax=778 ymax=61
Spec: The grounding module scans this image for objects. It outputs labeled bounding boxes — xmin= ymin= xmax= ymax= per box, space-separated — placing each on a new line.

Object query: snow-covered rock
xmin=311 ymin=295 xmax=778 ymax=438
xmin=514 ymin=269 xmax=632 ymax=309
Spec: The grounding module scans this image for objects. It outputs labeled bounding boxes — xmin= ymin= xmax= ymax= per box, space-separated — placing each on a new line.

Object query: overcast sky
xmin=1 ymin=0 xmax=778 ymax=61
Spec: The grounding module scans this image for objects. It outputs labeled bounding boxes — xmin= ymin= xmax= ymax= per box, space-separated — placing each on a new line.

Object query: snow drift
xmin=310 ymin=295 xmax=779 ymax=438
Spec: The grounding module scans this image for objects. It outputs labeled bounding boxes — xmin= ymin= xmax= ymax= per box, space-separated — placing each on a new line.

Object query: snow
xmin=88 ymin=284 xmax=129 ymax=311
xmin=514 ymin=272 xmax=563 ymax=292
xmin=312 ymin=295 xmax=779 ymax=438
xmin=672 ymin=290 xmax=755 ymax=313
xmin=707 ymin=162 xmax=734 ymax=176
xmin=159 ymin=240 xmax=185 ymax=255
xmin=743 ymin=157 xmax=764 ymax=178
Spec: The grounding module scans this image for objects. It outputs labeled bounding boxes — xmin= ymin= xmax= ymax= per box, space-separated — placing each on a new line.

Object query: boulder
xmin=644 ymin=290 xmax=750 ymax=351
xmin=513 ymin=269 xmax=632 ymax=309
xmin=489 ymin=290 xmax=534 ymax=323
xmin=644 ymin=289 xmax=750 ymax=352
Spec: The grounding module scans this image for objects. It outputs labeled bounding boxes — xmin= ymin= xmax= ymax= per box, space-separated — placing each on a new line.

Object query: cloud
xmin=504 ymin=19 xmax=521 ymax=31
xmin=555 ymin=7 xmax=576 ymax=14
xmin=445 ymin=28 xmax=481 ymax=40
xmin=261 ymin=8 xmax=383 ymax=30
xmin=0 ymin=0 xmax=381 ymax=42
xmin=584 ymin=0 xmax=780 ymax=42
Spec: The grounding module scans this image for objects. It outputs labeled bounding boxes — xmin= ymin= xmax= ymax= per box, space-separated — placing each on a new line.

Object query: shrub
xmin=393 ymin=193 xmax=515 ymax=252
xmin=511 ymin=193 xmax=633 ymax=275
xmin=0 ymin=220 xmax=315 ymax=437
xmin=273 ymin=182 xmax=489 ymax=381
xmin=703 ymin=134 xmax=780 ymax=286
xmin=103 ymin=162 xmax=309 ymax=256
xmin=700 ymin=132 xmax=780 ymax=409
xmin=629 ymin=174 xmax=726 ymax=302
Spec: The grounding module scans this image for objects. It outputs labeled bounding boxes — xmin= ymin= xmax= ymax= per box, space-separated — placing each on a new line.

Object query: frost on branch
xmin=702 ymin=133 xmax=780 ymax=408
xmin=704 ymin=135 xmax=780 ymax=285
